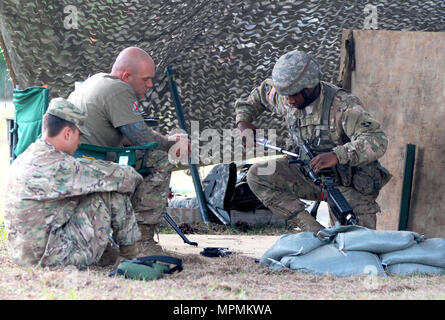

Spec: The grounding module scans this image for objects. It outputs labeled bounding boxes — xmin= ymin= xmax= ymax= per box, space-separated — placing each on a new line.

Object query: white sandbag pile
xmin=260 ymin=224 xmax=445 ymax=277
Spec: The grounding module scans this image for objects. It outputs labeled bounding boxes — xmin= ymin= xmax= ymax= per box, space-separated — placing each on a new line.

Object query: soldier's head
xmin=272 ymin=50 xmax=322 ymax=110
xmin=111 ymin=47 xmax=155 ymax=99
xmin=43 ymin=98 xmax=90 ymax=155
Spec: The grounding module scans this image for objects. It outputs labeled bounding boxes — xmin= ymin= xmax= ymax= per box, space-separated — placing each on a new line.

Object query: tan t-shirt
xmin=68 ymin=73 xmax=144 ymax=147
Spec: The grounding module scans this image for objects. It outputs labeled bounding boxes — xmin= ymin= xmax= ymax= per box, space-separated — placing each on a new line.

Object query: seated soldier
xmin=3 ymin=98 xmax=143 ymax=269
xmin=68 ymin=47 xmax=189 ymax=256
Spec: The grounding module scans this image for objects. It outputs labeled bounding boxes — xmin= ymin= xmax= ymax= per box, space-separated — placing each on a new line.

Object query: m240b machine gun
xmin=256 ymin=138 xmax=359 ymax=226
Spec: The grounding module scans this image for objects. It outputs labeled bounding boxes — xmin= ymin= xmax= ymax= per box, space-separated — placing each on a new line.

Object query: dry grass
xmin=1 ymin=231 xmax=445 ymax=300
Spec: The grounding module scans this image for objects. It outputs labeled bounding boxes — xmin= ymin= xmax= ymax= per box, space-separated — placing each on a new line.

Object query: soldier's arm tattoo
xmin=118 ymin=121 xmax=151 ymax=145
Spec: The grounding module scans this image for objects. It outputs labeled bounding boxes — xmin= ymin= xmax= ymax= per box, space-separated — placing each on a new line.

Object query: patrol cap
xmin=46 ymin=97 xmax=90 ymax=136
xmin=272 ymin=50 xmax=323 ymax=96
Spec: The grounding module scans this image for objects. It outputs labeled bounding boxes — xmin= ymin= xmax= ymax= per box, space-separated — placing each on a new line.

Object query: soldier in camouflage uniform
xmin=235 ymin=50 xmax=391 ymax=232
xmin=3 ymin=98 xmax=142 ymax=269
xmin=68 ymin=47 xmax=189 ymax=256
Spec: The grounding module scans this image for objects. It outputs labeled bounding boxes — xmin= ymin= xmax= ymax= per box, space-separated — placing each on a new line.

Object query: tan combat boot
xmin=287 ymin=211 xmax=324 ymax=233
xmin=111 ymin=243 xmax=140 ymax=269
xmin=96 ymin=242 xmax=120 ymax=267
xmin=119 ymin=243 xmax=139 ymax=260
xmin=136 ymin=224 xmax=166 ymax=256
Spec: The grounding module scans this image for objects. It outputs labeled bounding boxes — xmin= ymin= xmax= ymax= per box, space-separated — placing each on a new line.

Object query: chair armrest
xmin=78 ymin=142 xmax=158 ymax=153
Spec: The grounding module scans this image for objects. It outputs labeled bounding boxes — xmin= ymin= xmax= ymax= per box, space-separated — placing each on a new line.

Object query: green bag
xmin=109 ymin=255 xmax=183 ymax=281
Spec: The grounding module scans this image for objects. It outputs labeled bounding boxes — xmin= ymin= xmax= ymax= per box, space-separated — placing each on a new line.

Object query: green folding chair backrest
xmin=12 ymin=87 xmax=49 ymax=157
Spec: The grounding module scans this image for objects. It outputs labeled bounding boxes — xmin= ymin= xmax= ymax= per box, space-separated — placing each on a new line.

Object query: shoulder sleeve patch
xmin=268 ymin=86 xmax=277 ymax=105
xmin=132 ymin=101 xmax=143 ymax=116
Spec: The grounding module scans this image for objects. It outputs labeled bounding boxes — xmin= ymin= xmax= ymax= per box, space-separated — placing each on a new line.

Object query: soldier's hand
xmin=310 ymin=152 xmax=338 ymax=174
xmin=169 ymin=133 xmax=191 ymax=158
xmin=237 ymin=121 xmax=257 ymax=148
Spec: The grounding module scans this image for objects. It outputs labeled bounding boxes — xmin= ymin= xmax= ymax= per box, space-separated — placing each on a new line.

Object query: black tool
xmin=162 ymin=212 xmax=198 ymax=246
xmin=200 ymin=247 xmax=233 ymax=257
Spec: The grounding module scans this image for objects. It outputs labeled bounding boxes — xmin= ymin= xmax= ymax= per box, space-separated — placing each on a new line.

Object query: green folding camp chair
xmin=8 ymin=86 xmax=49 ymax=162
xmin=7 ymin=86 xmax=158 ymax=177
xmin=7 ymin=86 xmax=197 ymax=246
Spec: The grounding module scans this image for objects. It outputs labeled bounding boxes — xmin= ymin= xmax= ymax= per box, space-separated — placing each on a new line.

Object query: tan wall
xmin=347 ymin=30 xmax=445 ymax=237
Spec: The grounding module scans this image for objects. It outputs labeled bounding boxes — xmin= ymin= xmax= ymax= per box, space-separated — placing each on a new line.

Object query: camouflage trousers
xmin=246 ymin=158 xmax=380 ymax=229
xmin=131 ymin=149 xmax=173 ymax=225
xmin=39 ymin=192 xmax=140 ymax=269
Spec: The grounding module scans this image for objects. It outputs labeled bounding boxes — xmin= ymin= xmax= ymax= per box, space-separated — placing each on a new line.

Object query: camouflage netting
xmin=1 ymin=0 xmax=444 ymax=159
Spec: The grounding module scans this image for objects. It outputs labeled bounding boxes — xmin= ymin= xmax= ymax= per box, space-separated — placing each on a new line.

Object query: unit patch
xmin=132 ymin=101 xmax=143 ymax=116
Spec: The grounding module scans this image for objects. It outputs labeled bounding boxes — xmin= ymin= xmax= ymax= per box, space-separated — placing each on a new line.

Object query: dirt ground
xmin=1 ymin=230 xmax=445 ymax=301
xmin=158 ymin=233 xmax=280 ymax=259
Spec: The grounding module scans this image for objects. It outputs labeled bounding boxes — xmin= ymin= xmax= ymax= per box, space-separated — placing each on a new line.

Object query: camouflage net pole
xmin=167 ymin=65 xmax=210 ymax=224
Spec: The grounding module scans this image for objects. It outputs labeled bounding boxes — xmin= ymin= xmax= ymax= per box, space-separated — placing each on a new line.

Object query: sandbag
xmin=386 ymin=263 xmax=445 ymax=276
xmin=316 ymin=224 xmax=368 ymax=242
xmin=262 ymin=224 xmax=444 ymax=277
xmin=380 ymin=238 xmax=445 ymax=268
xmin=317 ymin=224 xmax=423 ymax=253
xmin=259 ymin=232 xmax=325 ymax=267
xmin=280 ymin=244 xmax=386 ymax=277
xmin=335 ymin=229 xmax=423 ymax=254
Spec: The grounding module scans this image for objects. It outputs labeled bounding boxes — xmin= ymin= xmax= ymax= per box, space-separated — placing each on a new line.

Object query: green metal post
xmin=166 ymin=66 xmax=209 ymax=223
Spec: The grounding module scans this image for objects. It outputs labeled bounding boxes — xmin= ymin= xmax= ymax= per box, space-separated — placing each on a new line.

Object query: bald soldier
xmin=3 ymin=98 xmax=142 ymax=269
xmin=235 ymin=50 xmax=391 ymax=232
xmin=68 ymin=47 xmax=188 ymax=256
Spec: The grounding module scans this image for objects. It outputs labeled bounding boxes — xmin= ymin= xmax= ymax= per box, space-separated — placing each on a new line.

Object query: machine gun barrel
xmin=256 ymin=137 xmax=299 ymax=158
xmin=257 ymin=138 xmax=320 ymax=184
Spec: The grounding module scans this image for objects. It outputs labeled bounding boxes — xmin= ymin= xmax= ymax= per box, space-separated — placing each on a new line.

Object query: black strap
xmin=320 ymin=82 xmax=351 ymax=144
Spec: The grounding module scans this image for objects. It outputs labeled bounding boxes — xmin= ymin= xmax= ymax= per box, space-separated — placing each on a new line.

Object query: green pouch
xmin=352 ymin=160 xmax=392 ymax=195
xmin=109 ymin=255 xmax=183 ymax=281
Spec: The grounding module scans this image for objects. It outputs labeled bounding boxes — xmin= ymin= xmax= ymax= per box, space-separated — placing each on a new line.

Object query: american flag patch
xmin=268 ymin=86 xmax=277 ymax=104
xmin=132 ymin=101 xmax=142 ymax=115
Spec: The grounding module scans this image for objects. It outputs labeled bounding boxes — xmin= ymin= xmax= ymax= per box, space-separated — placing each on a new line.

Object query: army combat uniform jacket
xmin=3 ymin=139 xmax=142 ymax=268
